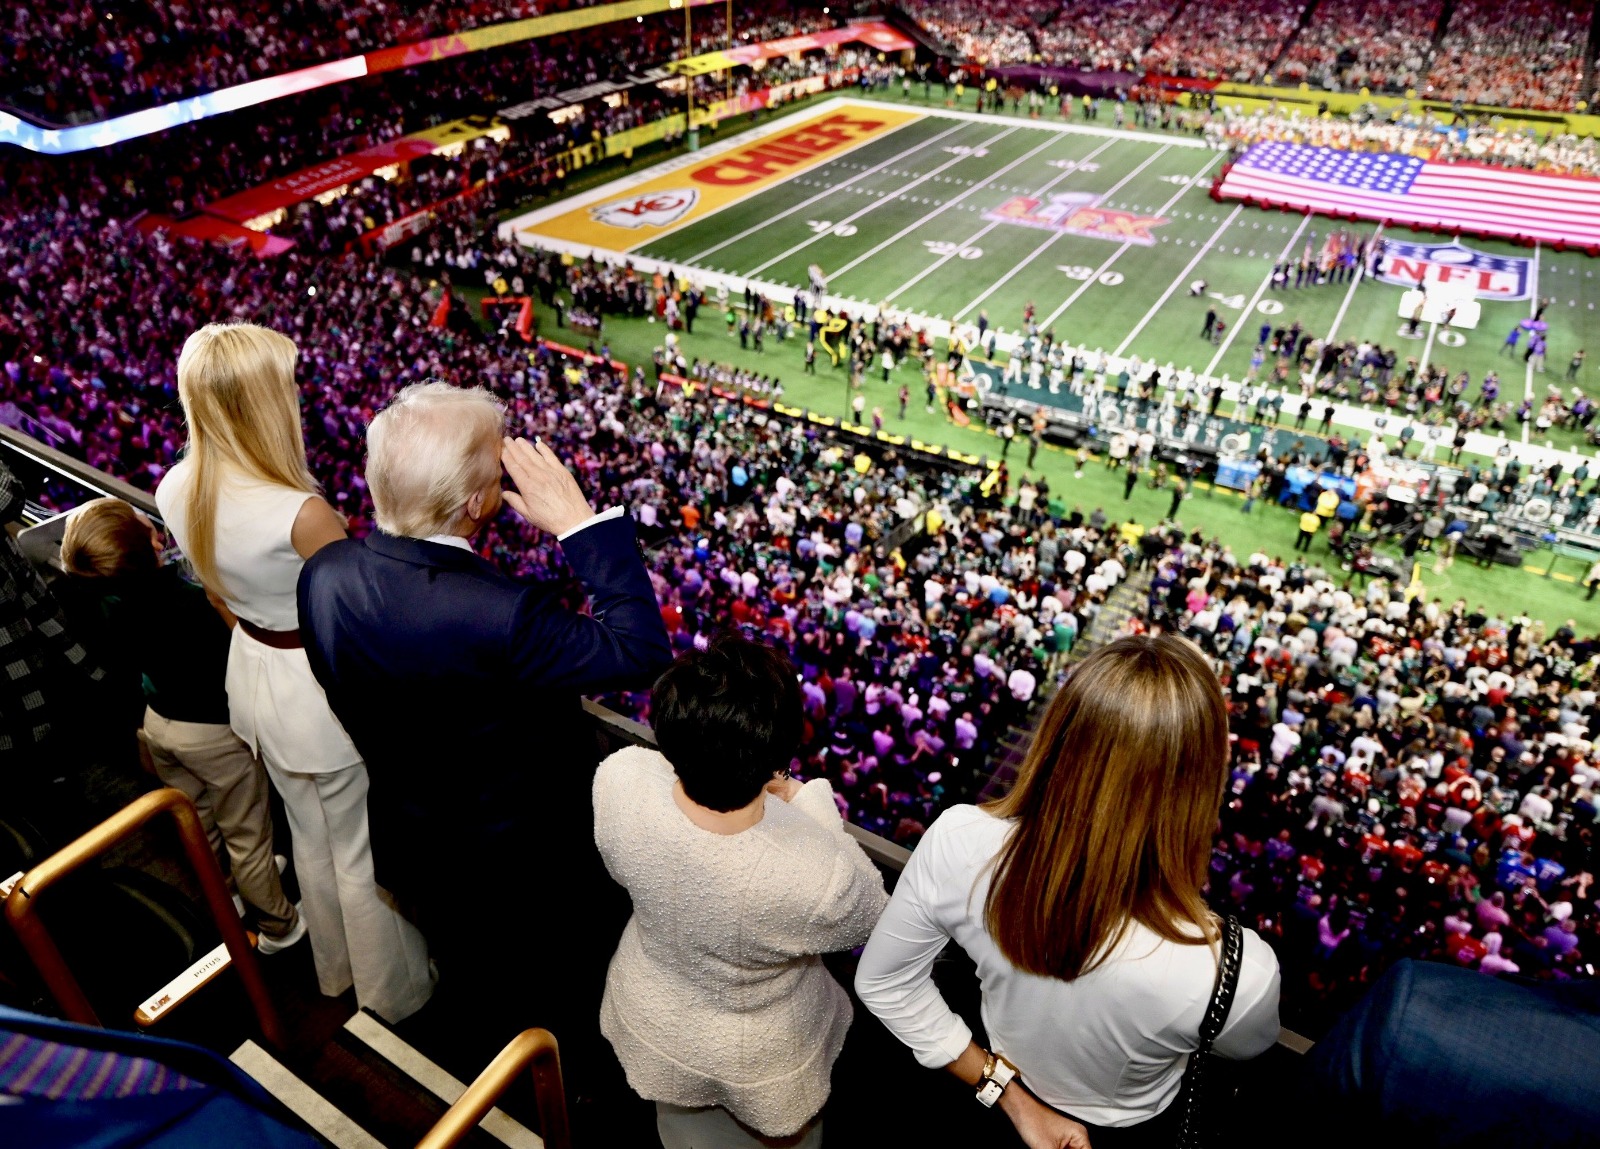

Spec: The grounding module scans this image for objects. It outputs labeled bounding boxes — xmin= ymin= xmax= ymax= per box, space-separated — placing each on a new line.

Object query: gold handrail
xmin=2 ymin=787 xmax=284 ymax=1048
xmin=416 ymin=1028 xmax=570 ymax=1149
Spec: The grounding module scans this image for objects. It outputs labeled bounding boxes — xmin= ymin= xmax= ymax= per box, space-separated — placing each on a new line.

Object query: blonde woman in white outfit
xmin=155 ymin=323 xmax=433 ymax=1023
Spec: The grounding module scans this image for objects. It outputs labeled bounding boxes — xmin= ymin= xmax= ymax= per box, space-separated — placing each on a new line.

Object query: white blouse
xmin=855 ymin=804 xmax=1281 ymax=1128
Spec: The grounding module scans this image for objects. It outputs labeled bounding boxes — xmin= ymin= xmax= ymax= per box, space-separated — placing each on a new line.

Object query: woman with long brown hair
xmin=856 ymin=635 xmax=1280 ymax=1147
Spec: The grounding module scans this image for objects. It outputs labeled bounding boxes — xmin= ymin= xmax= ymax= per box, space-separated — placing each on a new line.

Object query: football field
xmin=504 ymin=97 xmax=1600 ymax=452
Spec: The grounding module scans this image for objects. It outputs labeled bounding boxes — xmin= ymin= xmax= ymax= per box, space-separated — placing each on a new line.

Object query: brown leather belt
xmin=239 ymin=618 xmax=304 ymax=649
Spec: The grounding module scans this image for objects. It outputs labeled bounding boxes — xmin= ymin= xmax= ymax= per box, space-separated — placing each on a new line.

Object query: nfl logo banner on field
xmin=1215 ymin=142 xmax=1600 ymax=247
xmin=1376 ymin=241 xmax=1531 ymax=301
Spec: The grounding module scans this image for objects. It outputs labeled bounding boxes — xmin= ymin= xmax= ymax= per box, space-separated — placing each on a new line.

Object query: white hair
xmin=367 ymin=382 xmax=505 ymax=539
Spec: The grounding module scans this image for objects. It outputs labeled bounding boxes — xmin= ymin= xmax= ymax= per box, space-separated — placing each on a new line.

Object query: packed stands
xmin=1424 ymin=0 xmax=1593 ymax=112
xmin=0 ymin=1 xmax=839 ymax=123
xmin=896 ymin=0 xmax=1039 ymax=64
xmin=1034 ymin=0 xmax=1177 ymax=70
xmin=1141 ymin=0 xmax=1311 ymax=82
xmin=1276 ymin=0 xmax=1443 ymax=94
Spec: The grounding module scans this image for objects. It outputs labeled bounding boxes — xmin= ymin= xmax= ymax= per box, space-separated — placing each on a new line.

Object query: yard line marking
xmin=1523 ymin=240 xmax=1541 ymax=444
xmin=1322 ymin=222 xmax=1385 ymax=346
xmin=1202 ymin=212 xmax=1314 ymax=377
xmin=1417 ymin=318 xmax=1440 ymax=379
xmin=742 ymin=125 xmax=1022 ymax=278
xmin=1036 ymin=150 xmax=1225 ymax=333
xmin=812 ymin=130 xmax=1078 ymax=288
xmin=1113 ymin=201 xmax=1244 ymax=355
xmin=857 ymin=132 xmax=1107 ymax=304
xmin=680 ymin=120 xmax=973 ymax=266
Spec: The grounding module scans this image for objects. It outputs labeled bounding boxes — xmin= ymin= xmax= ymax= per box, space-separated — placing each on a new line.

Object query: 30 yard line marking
xmin=1321 ymin=222 xmax=1385 ymax=347
xmin=1202 ymin=212 xmax=1314 ymax=378
xmin=1036 ymin=150 xmax=1225 ymax=333
xmin=1113 ymin=201 xmax=1244 ymax=355
xmin=816 ymin=130 xmax=1082 ymax=289
xmin=941 ymin=137 xmax=1127 ymax=320
xmin=679 ymin=119 xmax=973 ymax=266
xmin=742 ymin=125 xmax=1022 ymax=278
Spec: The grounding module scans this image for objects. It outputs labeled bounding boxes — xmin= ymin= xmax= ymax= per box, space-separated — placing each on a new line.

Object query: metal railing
xmin=416 ymin=1028 xmax=570 ymax=1149
xmin=3 ymin=787 xmax=284 ymax=1048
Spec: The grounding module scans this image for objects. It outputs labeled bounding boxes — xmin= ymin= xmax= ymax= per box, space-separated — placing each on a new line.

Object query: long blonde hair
xmin=175 ymin=323 xmax=316 ymax=592
xmin=984 ymin=634 xmax=1229 ymax=980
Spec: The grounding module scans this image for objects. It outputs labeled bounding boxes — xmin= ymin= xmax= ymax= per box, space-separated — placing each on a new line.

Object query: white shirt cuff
xmin=558 ymin=505 xmax=625 ymax=541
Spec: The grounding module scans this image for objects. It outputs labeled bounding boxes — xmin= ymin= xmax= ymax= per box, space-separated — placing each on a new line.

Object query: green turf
xmin=597 ymin=98 xmax=1600 ymax=458
xmin=493 ymin=95 xmax=1600 ymax=628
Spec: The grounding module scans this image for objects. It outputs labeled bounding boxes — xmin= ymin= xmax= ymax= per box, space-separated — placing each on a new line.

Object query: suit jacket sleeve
xmin=507 ymin=513 xmax=671 ymax=690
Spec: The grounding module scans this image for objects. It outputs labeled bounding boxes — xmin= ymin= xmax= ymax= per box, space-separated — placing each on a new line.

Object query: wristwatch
xmin=976 ymin=1051 xmax=1018 ymax=1107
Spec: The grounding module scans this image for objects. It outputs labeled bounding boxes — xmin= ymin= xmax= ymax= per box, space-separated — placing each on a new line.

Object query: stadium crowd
xmin=2 ymin=0 xmax=843 ymax=121
xmin=1034 ymin=0 xmax=1176 ymax=72
xmin=1140 ymin=0 xmax=1308 ymax=84
xmin=1276 ymin=0 xmax=1442 ymax=94
xmin=1130 ymin=529 xmax=1600 ymax=1030
xmin=897 ymin=0 xmax=1039 ymax=65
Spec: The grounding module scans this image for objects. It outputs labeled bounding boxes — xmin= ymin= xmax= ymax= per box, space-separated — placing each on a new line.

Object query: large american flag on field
xmin=1216 ymin=142 xmax=1600 ymax=247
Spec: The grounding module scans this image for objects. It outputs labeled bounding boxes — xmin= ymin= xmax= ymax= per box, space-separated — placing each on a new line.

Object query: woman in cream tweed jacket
xmin=593 ymin=635 xmax=889 ymax=1148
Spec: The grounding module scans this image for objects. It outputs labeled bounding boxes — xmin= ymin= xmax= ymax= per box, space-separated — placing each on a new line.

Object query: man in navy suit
xmin=298 ymin=382 xmax=671 ymax=1069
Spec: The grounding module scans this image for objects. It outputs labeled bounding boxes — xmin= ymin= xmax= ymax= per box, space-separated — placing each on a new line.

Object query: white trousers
xmin=265 ymin=761 xmax=434 ymax=1023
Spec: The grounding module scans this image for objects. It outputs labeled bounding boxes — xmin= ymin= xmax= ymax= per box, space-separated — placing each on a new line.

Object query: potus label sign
xmin=1376 ymin=240 xmax=1532 ymax=301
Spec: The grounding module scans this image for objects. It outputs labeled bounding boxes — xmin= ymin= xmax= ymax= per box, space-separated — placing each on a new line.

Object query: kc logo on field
xmin=1376 ymin=240 xmax=1531 ymax=301
xmin=590 ymin=189 xmax=701 ymax=229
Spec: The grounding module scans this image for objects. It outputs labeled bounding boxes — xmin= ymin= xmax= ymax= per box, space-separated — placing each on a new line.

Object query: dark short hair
xmin=651 ymin=632 xmax=803 ymax=812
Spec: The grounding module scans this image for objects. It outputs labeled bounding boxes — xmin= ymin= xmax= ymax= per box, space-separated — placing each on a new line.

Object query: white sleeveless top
xmin=156 ymin=458 xmax=360 ymax=773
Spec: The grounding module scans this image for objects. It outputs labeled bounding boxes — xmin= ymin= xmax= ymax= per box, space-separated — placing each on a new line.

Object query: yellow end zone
xmin=516 ymin=102 xmax=922 ymax=252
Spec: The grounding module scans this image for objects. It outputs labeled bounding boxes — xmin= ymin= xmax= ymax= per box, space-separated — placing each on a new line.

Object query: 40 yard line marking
xmin=1202 ymin=211 xmax=1313 ymax=378
xmin=678 ymin=119 xmax=971 ymax=266
xmin=1036 ymin=150 xmax=1225 ymax=333
xmin=742 ymin=124 xmax=1022 ymax=278
xmin=1113 ymin=199 xmax=1244 ymax=356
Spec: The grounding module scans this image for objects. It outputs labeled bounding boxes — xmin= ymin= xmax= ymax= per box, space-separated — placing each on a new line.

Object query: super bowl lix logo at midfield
xmin=984 ymin=192 xmax=1168 ymax=245
xmin=1376 ymin=241 xmax=1532 ymax=301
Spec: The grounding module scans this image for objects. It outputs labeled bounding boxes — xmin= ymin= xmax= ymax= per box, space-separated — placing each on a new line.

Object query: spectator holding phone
xmin=856 ymin=635 xmax=1281 ymax=1148
xmin=593 ymin=634 xmax=889 ymax=1149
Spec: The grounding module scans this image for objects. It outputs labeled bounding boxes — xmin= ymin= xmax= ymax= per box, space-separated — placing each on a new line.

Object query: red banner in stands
xmin=136 ymin=213 xmax=297 ymax=255
xmin=201 ymin=138 xmax=442 ymax=225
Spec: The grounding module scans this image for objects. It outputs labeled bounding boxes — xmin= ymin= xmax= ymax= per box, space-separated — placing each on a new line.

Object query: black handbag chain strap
xmin=1174 ymin=914 xmax=1244 ymax=1149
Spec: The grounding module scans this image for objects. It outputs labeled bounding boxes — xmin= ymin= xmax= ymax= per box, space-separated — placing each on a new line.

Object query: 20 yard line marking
xmin=1037 ymin=150 xmax=1225 ymax=333
xmin=1114 ymin=200 xmax=1244 ymax=355
xmin=1202 ymin=211 xmax=1314 ymax=378
xmin=742 ymin=125 xmax=1022 ymax=278
xmin=678 ymin=120 xmax=972 ymax=266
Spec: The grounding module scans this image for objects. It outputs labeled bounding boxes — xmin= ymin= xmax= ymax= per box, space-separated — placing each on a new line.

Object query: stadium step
xmin=230 ymin=1010 xmax=540 ymax=1149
